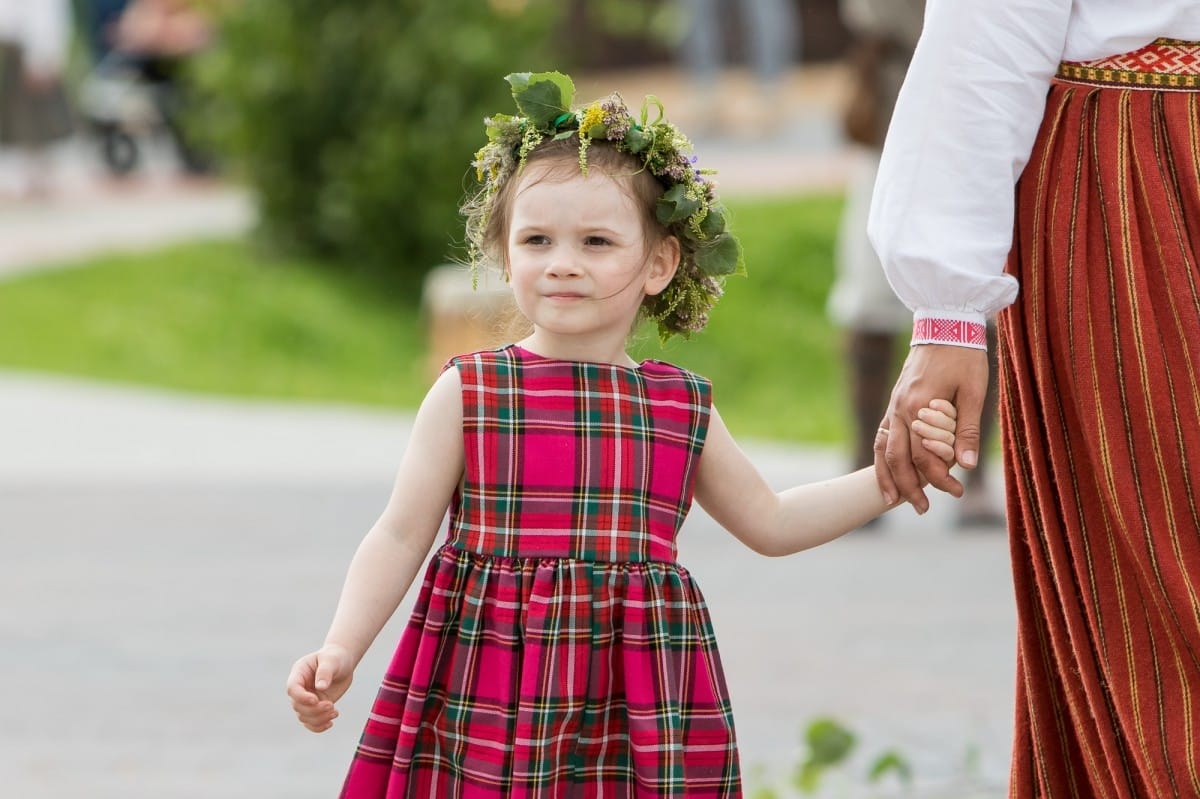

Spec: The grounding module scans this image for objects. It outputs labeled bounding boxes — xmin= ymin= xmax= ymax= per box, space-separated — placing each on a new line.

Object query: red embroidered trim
xmin=913 ymin=318 xmax=987 ymax=347
xmin=1058 ymin=39 xmax=1200 ymax=89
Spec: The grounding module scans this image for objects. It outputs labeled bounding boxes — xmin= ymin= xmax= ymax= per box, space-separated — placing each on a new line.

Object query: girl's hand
xmin=286 ymin=644 xmax=355 ymax=733
xmin=911 ymin=399 xmax=958 ymax=465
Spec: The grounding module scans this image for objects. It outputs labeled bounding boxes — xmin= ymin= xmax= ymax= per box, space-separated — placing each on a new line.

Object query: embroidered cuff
xmin=911 ymin=311 xmax=988 ymax=350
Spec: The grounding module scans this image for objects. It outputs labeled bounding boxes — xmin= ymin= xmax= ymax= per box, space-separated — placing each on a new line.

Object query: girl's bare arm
xmin=318 ymin=368 xmax=465 ymax=665
xmin=693 ymin=402 xmax=955 ymax=557
xmin=286 ymin=368 xmax=464 ymax=731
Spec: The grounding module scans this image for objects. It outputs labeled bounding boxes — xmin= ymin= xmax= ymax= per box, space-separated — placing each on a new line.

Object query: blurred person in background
xmin=79 ymin=0 xmax=132 ymax=62
xmin=828 ymin=0 xmax=1003 ymax=530
xmin=677 ymin=0 xmax=799 ymax=134
xmin=0 ymin=0 xmax=75 ymax=200
xmin=110 ymin=0 xmax=216 ymax=174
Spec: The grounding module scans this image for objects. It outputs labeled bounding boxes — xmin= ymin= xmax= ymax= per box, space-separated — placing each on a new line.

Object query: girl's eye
xmin=523 ymin=235 xmax=549 ymax=246
xmin=584 ymin=236 xmax=611 ymax=246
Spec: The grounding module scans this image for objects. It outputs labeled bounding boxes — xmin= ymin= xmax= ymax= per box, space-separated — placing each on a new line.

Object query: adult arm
xmin=286 ymin=367 xmax=465 ymax=732
xmin=867 ymin=0 xmax=1071 ymax=509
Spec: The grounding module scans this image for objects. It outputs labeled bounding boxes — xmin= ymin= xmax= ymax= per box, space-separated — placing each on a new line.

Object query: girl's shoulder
xmin=439 ymin=344 xmax=525 ymax=377
xmin=638 ymin=357 xmax=711 ymax=387
xmin=633 ymin=360 xmax=713 ymax=416
xmin=636 ymin=357 xmax=704 ymax=378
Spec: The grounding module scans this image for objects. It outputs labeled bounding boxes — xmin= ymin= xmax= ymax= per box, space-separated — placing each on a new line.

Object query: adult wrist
xmin=911 ymin=309 xmax=988 ymax=350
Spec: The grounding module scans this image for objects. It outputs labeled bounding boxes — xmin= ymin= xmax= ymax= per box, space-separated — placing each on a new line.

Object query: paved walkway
xmin=0 ymin=371 xmax=1014 ymax=799
xmin=0 ymin=65 xmax=1015 ymax=798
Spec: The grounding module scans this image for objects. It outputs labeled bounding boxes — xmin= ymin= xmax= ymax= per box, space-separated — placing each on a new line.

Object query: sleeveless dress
xmin=340 ymin=345 xmax=742 ymax=798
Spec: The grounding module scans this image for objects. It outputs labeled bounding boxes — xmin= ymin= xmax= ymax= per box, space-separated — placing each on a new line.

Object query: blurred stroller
xmin=76 ymin=0 xmax=215 ymax=176
xmin=78 ymin=52 xmax=170 ymax=175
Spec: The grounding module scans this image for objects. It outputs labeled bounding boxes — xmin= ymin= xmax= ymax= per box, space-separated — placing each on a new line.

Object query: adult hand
xmin=285 ymin=644 xmax=355 ymax=733
xmin=875 ymin=344 xmax=989 ymax=513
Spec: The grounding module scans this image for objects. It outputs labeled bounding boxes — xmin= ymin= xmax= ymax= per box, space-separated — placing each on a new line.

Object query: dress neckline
xmin=508 ymin=344 xmax=650 ymax=373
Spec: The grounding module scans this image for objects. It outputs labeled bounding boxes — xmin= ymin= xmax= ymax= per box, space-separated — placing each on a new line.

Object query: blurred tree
xmin=193 ymin=0 xmax=560 ymax=283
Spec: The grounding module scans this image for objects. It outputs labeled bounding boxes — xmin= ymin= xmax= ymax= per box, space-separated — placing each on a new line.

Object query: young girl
xmin=286 ymin=71 xmax=959 ymax=798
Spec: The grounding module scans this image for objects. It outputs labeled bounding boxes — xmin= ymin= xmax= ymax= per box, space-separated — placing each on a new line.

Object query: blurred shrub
xmin=194 ymin=0 xmax=559 ymax=283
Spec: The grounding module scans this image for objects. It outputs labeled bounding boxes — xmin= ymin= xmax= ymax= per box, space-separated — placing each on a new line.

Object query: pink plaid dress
xmin=340 ymin=345 xmax=741 ymax=797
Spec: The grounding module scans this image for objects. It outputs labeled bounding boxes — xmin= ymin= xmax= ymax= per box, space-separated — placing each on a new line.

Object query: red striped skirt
xmin=1003 ymin=40 xmax=1200 ymax=797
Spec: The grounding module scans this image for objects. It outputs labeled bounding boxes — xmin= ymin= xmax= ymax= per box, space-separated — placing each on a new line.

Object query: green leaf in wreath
xmin=485 ymin=113 xmax=518 ymax=140
xmin=656 ymin=184 xmax=701 ymax=225
xmin=506 ymin=71 xmax=575 ymax=129
xmin=622 ymin=125 xmax=651 ymax=153
xmin=698 ymin=205 xmax=726 ymax=239
xmin=693 ymin=234 xmax=744 ymax=277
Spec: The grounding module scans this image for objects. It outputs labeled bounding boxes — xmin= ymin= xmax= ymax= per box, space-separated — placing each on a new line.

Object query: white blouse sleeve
xmin=867 ymin=0 xmax=1072 ymax=346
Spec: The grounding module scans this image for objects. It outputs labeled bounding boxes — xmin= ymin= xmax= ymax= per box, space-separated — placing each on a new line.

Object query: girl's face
xmin=504 ymin=161 xmax=678 ymax=357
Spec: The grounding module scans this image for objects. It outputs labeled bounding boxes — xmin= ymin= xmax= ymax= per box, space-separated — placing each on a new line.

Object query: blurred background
xmin=1 ymin=0 xmax=861 ymax=441
xmin=1 ymin=2 xmax=1013 ymax=797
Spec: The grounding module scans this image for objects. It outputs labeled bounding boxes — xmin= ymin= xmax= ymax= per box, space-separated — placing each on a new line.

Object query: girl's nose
xmin=545 ymin=250 xmax=582 ymax=278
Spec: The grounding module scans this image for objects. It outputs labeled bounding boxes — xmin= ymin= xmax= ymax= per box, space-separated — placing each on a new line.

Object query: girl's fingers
xmin=916 ymin=407 xmax=957 ymax=436
xmin=920 ymin=438 xmax=956 ymax=463
xmin=928 ymin=398 xmax=957 ymax=419
xmin=296 ymin=701 xmax=339 ymax=731
xmin=912 ymin=418 xmax=954 ymax=444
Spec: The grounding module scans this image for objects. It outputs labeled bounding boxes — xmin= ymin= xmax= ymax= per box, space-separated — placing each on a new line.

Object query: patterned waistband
xmin=1057 ymin=38 xmax=1200 ymax=90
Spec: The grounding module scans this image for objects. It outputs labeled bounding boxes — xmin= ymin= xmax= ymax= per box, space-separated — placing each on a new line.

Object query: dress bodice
xmin=445 ymin=345 xmax=712 ymax=562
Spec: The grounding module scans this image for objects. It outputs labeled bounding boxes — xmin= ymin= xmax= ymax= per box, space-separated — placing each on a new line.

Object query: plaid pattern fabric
xmin=341 ymin=345 xmax=741 ymax=797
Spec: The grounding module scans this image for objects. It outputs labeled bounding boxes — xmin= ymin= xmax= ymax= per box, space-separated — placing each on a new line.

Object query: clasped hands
xmin=874 ymin=344 xmax=991 ymax=513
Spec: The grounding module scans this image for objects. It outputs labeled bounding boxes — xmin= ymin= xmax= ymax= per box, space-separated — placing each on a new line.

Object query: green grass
xmin=0 ymin=194 xmax=850 ymax=443
xmin=0 ymin=241 xmax=433 ymax=408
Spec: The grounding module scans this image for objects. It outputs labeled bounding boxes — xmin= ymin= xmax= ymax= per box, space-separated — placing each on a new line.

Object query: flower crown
xmin=467 ymin=71 xmax=744 ymax=341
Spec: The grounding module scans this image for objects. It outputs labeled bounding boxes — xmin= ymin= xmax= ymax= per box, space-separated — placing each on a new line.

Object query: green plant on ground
xmin=748 ymin=716 xmax=1004 ymax=799
xmin=749 ymin=716 xmax=913 ymax=798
